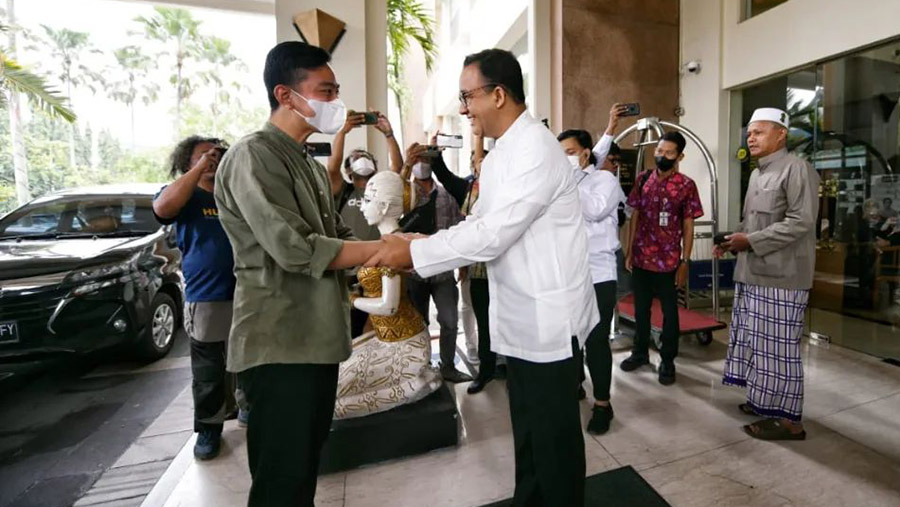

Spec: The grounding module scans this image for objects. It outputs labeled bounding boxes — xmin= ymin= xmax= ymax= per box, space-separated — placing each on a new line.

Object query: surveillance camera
xmin=685 ymin=61 xmax=701 ymax=74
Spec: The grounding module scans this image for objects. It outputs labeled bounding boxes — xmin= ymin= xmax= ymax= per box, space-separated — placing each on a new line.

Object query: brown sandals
xmin=743 ymin=418 xmax=807 ymax=441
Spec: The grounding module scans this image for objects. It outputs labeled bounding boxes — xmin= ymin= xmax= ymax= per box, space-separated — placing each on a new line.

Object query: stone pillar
xmin=560 ymin=0 xmax=680 ymax=149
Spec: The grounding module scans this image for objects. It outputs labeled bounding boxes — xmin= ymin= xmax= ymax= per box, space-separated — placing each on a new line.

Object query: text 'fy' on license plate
xmin=0 ymin=321 xmax=19 ymax=343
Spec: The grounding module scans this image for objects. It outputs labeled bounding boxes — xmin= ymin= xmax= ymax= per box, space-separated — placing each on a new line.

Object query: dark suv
xmin=0 ymin=184 xmax=183 ymax=371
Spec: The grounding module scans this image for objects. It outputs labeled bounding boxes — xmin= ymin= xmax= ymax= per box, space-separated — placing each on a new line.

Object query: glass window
xmin=742 ymin=0 xmax=790 ymax=21
xmin=0 ymin=196 xmax=158 ymax=237
xmin=732 ymin=37 xmax=900 ymax=359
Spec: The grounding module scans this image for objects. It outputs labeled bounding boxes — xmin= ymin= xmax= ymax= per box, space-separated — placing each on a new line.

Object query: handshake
xmin=363 ymin=232 xmax=429 ymax=269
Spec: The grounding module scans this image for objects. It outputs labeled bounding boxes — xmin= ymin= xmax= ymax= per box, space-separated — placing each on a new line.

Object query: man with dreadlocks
xmin=153 ymin=135 xmax=249 ymax=460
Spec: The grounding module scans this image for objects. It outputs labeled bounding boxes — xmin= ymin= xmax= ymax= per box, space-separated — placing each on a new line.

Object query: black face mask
xmin=656 ymin=155 xmax=677 ymax=171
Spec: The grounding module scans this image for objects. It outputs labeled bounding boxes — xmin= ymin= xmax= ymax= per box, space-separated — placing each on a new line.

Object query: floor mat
xmin=480 ymin=466 xmax=671 ymax=507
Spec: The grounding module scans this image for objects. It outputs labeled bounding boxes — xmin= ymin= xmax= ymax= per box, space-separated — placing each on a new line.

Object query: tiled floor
xmin=143 ymin=329 xmax=900 ymax=507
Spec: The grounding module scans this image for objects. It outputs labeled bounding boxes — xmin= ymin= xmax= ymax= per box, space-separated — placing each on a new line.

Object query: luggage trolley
xmin=612 ymin=117 xmax=726 ymax=346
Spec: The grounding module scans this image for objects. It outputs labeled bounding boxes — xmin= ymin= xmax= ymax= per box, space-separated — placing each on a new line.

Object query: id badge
xmin=659 ymin=212 xmax=670 ymax=227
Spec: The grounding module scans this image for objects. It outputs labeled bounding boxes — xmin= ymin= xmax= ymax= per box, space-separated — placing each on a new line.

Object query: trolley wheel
xmin=698 ymin=331 xmax=714 ymax=346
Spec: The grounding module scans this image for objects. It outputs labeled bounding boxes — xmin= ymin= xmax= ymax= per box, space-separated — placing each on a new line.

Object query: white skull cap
xmin=749 ymin=107 xmax=789 ymax=129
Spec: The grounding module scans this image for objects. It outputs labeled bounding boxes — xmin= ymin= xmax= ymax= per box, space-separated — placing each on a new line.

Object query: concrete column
xmin=560 ymin=0 xmax=680 ymax=146
xmin=528 ymin=0 xmax=554 ymax=127
xmin=680 ymin=0 xmax=735 ymax=231
xmin=365 ymin=0 xmax=389 ymax=165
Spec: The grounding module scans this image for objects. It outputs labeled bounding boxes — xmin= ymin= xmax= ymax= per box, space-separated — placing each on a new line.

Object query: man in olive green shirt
xmin=215 ymin=42 xmax=381 ymax=507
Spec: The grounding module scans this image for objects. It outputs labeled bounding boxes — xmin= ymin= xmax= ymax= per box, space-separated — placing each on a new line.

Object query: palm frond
xmin=1 ymin=56 xmax=76 ymax=122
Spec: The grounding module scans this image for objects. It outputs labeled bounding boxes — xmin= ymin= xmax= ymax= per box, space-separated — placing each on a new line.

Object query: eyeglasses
xmin=458 ymin=84 xmax=500 ymax=107
xmin=607 ymin=157 xmax=622 ymax=166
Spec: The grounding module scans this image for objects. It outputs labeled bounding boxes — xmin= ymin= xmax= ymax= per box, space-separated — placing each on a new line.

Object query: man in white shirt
xmin=367 ymin=48 xmax=597 ymax=507
xmin=557 ymin=108 xmax=626 ymax=436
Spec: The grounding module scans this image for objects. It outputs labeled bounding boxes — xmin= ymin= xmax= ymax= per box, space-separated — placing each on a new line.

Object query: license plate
xmin=0 ymin=321 xmax=19 ymax=344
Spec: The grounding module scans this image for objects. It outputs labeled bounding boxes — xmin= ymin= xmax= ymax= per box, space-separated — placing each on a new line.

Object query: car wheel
xmin=136 ymin=292 xmax=178 ymax=360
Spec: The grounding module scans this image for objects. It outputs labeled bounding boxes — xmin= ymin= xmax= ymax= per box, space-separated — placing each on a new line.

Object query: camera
xmin=621 ymin=103 xmax=640 ymax=117
xmin=361 ymin=112 xmax=379 ymax=125
xmin=435 ymin=134 xmax=463 ymax=149
xmin=685 ymin=60 xmax=702 ymax=74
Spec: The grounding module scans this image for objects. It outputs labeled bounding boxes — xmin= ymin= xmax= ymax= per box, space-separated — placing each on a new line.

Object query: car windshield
xmin=0 ymin=195 xmax=160 ymax=239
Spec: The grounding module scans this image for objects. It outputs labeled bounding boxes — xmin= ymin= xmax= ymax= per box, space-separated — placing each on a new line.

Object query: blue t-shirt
xmin=153 ymin=187 xmax=235 ymax=302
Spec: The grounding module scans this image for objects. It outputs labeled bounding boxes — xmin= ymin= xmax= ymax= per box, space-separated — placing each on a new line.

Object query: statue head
xmin=362 ymin=171 xmax=405 ymax=226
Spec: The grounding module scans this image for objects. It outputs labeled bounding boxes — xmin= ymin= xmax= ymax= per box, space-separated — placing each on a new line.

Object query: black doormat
xmin=480 ymin=466 xmax=670 ymax=507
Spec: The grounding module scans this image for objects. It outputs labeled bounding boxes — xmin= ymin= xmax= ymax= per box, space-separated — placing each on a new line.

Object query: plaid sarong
xmin=723 ymin=282 xmax=809 ymax=421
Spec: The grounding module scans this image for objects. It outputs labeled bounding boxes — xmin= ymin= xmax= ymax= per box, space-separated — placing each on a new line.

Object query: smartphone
xmin=713 ymin=232 xmax=732 ymax=245
xmin=621 ymin=103 xmax=641 ymax=117
xmin=306 ymin=142 xmax=332 ymax=158
xmin=436 ymin=134 xmax=463 ymax=149
xmin=361 ymin=112 xmax=379 ymax=125
xmin=423 ymin=146 xmax=442 ymax=157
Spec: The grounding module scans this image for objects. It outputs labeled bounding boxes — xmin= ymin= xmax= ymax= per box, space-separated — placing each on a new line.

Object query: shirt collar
xmin=263 ymin=122 xmax=307 ymax=153
xmin=758 ymin=148 xmax=788 ymax=170
xmin=493 ymin=110 xmax=531 ymax=150
xmin=581 ymin=164 xmax=598 ymax=175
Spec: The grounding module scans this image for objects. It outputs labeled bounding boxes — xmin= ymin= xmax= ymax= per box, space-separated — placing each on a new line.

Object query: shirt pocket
xmin=748 ymin=188 xmax=784 ymax=230
xmin=748 ymin=249 xmax=791 ymax=277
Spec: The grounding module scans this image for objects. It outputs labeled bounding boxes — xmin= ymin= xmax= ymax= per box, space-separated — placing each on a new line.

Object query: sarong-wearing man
xmin=717 ymin=107 xmax=820 ymax=441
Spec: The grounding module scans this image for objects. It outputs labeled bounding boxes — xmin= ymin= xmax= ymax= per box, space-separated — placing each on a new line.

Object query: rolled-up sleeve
xmin=411 ymin=144 xmax=557 ymax=278
xmin=222 ymin=144 xmax=343 ymax=278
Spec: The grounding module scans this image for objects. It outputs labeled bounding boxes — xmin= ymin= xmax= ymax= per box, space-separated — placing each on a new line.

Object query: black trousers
xmin=348 ymin=274 xmax=368 ymax=338
xmin=238 ymin=363 xmax=339 ymax=507
xmin=350 ymin=307 xmax=368 ymax=339
xmin=576 ymin=280 xmax=616 ymax=401
xmin=469 ymin=278 xmax=496 ymax=381
xmin=632 ymin=267 xmax=680 ymax=364
xmin=407 ymin=277 xmax=459 ymax=368
xmin=506 ymin=338 xmax=585 ymax=507
xmin=190 ymin=339 xmax=237 ymax=433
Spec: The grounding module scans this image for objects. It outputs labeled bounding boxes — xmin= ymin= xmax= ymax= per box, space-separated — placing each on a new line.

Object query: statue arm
xmin=352 ymin=273 xmax=402 ymax=316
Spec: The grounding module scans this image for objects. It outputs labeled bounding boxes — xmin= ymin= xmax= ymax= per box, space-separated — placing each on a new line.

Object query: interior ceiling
xmin=123 ymin=0 xmax=274 ymax=15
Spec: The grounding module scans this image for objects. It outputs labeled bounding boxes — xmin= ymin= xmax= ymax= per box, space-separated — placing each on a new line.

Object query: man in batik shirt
xmin=623 ymin=131 xmax=704 ymax=385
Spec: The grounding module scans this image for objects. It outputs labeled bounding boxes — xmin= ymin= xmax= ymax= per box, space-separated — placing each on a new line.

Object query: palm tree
xmin=1 ymin=0 xmax=75 ymax=205
xmin=197 ymin=36 xmax=243 ymax=137
xmin=135 ymin=6 xmax=203 ymax=137
xmin=109 ymin=45 xmax=159 ymax=150
xmin=387 ymin=0 xmax=437 ymax=120
xmin=40 ymin=25 xmax=103 ymax=168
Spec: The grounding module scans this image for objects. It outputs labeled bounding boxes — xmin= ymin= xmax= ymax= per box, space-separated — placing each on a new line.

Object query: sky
xmin=13 ymin=0 xmax=274 ymax=150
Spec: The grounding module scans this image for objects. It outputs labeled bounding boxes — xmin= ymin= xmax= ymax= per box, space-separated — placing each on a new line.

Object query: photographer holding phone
xmin=153 ymin=135 xmax=249 ymax=461
xmin=556 ymin=102 xmax=628 ymax=435
xmin=327 ymin=109 xmax=404 ymax=240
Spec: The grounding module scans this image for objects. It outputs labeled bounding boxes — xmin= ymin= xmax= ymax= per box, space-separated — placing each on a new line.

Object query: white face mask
xmin=413 ymin=162 xmax=432 ymax=180
xmin=350 ymin=157 xmax=376 ymax=176
xmin=291 ymin=90 xmax=347 ymax=135
xmin=567 ymin=154 xmax=583 ymax=170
